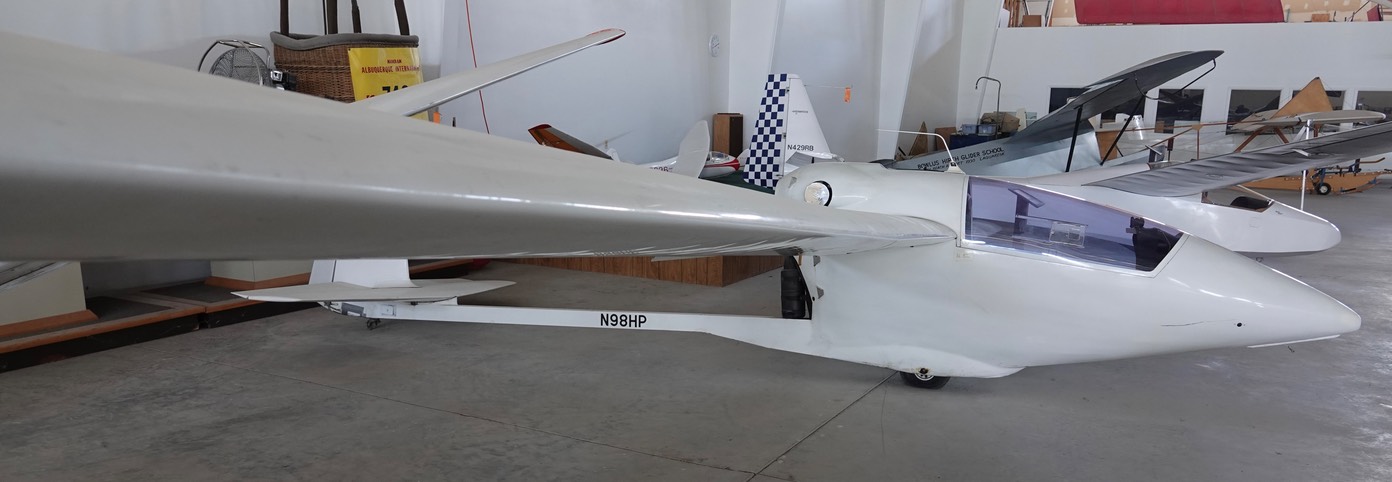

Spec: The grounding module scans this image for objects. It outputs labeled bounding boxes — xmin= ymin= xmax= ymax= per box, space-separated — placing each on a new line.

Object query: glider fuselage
xmin=773 ymin=164 xmax=1358 ymax=376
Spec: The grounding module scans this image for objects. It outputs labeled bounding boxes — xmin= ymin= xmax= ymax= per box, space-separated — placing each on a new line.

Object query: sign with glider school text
xmin=347 ymin=47 xmax=425 ymax=119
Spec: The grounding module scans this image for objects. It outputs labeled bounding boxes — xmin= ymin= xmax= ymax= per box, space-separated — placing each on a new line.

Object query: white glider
xmin=0 ymin=32 xmax=1372 ymax=387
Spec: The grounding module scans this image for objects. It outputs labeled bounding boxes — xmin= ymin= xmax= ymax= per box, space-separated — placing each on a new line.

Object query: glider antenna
xmin=878 ymin=129 xmax=960 ymax=170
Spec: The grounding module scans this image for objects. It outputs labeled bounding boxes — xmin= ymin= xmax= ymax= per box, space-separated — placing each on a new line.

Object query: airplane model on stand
xmin=1 ymin=30 xmax=1383 ymax=389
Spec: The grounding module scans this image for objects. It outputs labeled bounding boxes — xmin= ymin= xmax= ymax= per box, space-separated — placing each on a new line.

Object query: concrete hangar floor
xmin=1 ymin=187 xmax=1389 ymax=481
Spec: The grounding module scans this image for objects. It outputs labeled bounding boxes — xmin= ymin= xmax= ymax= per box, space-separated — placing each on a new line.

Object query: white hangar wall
xmin=431 ymin=0 xmax=975 ymax=165
xmin=434 ymin=0 xmax=720 ymax=163
xmin=771 ymin=0 xmax=885 ymax=161
xmin=898 ymin=0 xmax=968 ymax=159
xmin=0 ymin=0 xmax=973 ymax=179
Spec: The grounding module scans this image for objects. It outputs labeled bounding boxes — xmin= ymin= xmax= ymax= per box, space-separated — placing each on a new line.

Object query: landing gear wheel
xmin=365 ymin=318 xmax=382 ymax=330
xmin=1314 ymin=182 xmax=1332 ymax=195
xmin=899 ymin=369 xmax=951 ymax=389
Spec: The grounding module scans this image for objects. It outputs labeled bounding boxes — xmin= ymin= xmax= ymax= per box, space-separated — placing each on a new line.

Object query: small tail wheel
xmin=899 ymin=369 xmax=951 ymax=389
xmin=1315 ymin=182 xmax=1333 ymax=195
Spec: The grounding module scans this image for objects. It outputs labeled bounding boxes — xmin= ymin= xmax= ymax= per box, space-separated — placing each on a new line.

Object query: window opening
xmin=965 ymin=178 xmax=1182 ymax=271
xmin=1201 ymin=186 xmax=1273 ymax=212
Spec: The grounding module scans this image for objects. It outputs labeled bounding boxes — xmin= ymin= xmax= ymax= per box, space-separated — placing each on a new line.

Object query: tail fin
xmin=668 ymin=120 xmax=710 ymax=178
xmin=308 ymin=259 xmax=415 ymax=288
xmin=743 ymin=74 xmax=833 ymax=188
xmin=1277 ymin=77 xmax=1335 ymax=117
xmin=783 ymin=75 xmax=832 ymax=159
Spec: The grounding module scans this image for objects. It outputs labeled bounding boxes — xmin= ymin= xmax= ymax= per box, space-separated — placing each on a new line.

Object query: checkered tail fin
xmin=742 ymin=74 xmax=832 ymax=188
xmin=743 ymin=74 xmax=792 ymax=188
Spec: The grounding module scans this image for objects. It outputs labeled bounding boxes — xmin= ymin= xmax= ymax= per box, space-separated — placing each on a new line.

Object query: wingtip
xmin=591 ymin=28 xmax=627 ymax=44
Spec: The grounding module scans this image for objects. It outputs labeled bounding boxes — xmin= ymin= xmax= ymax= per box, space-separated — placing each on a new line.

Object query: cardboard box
xmin=933 ymin=127 xmax=956 ymax=151
xmin=980 ymin=111 xmax=1021 ymax=133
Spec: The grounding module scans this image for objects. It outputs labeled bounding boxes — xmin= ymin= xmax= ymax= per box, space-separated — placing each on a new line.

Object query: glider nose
xmin=1282 ymin=202 xmax=1342 ymax=252
xmin=1260 ymin=200 xmax=1342 ymax=255
xmin=1304 ymin=212 xmax=1342 ymax=252
xmin=1160 ymin=235 xmax=1360 ymax=348
xmin=1253 ymin=272 xmax=1361 ymax=344
xmin=1332 ymin=300 xmax=1362 ymax=334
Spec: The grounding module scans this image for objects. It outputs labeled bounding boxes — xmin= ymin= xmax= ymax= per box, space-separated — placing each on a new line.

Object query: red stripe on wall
xmin=1075 ymin=0 xmax=1284 ymax=25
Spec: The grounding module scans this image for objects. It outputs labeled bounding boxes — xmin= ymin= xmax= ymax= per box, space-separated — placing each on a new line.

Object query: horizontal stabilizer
xmin=235 ymin=279 xmax=514 ymax=303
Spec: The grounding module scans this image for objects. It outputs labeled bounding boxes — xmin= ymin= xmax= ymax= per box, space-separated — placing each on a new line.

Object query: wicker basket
xmin=271 ymin=0 xmax=417 ymax=103
xmin=270 ymin=32 xmax=418 ymax=103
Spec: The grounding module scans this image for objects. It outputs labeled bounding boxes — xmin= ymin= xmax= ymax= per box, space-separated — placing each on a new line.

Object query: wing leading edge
xmin=355 ymin=29 xmax=626 ymax=117
xmin=0 ymin=32 xmax=952 ymax=262
xmin=1088 ymin=121 xmax=1392 ymax=197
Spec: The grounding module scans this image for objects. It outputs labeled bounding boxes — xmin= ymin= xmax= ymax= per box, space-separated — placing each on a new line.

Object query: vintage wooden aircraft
xmin=0 ymin=30 xmax=1382 ymax=389
xmin=1244 ymin=161 xmax=1385 ymax=195
xmin=1230 ymin=78 xmax=1388 ymax=196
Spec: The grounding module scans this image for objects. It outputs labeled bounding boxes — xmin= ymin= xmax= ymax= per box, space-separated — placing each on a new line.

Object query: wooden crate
xmin=712 ymin=113 xmax=744 ymax=155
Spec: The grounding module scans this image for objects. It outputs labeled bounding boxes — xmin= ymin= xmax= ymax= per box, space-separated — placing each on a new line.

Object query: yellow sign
xmin=347 ymin=47 xmax=426 ymax=119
